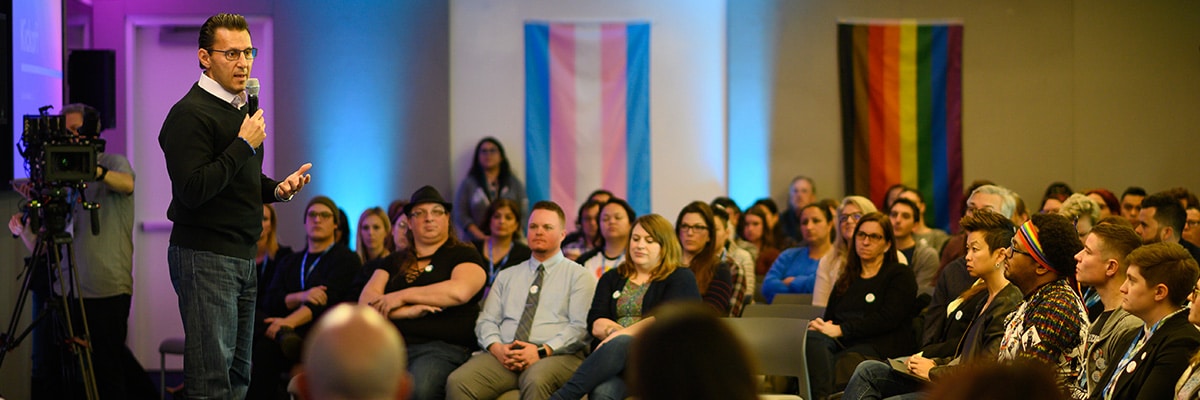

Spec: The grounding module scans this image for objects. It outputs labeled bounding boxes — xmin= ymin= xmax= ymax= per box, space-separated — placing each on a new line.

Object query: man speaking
xmin=158 ymin=13 xmax=311 ymax=399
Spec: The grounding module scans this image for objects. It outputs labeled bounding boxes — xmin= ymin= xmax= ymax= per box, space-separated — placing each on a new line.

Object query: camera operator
xmin=8 ymin=103 xmax=155 ymax=399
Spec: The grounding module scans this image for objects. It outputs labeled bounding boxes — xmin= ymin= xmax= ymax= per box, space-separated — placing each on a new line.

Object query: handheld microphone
xmin=246 ymin=78 xmax=260 ymax=115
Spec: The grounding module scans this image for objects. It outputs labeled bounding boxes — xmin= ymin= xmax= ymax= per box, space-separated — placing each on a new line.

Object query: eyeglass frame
xmin=1007 ymin=238 xmax=1032 ymax=259
xmin=306 ymin=210 xmax=334 ymax=221
xmin=410 ymin=208 xmax=448 ymax=219
xmin=207 ymin=47 xmax=259 ymax=61
xmin=855 ymin=231 xmax=885 ymax=243
xmin=839 ymin=212 xmax=865 ymax=224
xmin=678 ymin=224 xmax=709 ymax=234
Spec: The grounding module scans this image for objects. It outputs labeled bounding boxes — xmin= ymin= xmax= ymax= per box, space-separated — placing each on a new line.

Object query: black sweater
xmin=159 ymin=83 xmax=279 ymax=259
xmin=825 ymin=260 xmax=918 ymax=358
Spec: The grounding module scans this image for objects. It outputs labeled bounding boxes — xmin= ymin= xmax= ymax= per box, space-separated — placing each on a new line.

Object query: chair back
xmin=724 ymin=317 xmax=812 ymax=400
xmin=771 ymin=293 xmax=813 ymax=305
xmin=742 ymin=304 xmax=825 ymax=320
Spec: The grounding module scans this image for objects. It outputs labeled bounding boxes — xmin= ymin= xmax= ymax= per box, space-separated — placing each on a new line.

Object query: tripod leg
xmin=50 ymin=242 xmax=99 ymax=400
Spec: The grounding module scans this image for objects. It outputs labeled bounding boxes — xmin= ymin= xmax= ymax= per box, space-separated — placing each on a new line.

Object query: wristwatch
xmin=96 ymin=165 xmax=110 ymax=181
xmin=537 ymin=345 xmax=549 ymax=358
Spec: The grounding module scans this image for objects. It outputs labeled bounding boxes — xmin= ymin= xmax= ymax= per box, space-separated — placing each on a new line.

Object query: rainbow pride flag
xmin=524 ymin=21 xmax=651 ymax=220
xmin=838 ymin=19 xmax=963 ymax=231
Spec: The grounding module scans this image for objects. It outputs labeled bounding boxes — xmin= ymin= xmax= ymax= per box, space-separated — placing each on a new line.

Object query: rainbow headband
xmin=1015 ymin=220 xmax=1056 ymax=273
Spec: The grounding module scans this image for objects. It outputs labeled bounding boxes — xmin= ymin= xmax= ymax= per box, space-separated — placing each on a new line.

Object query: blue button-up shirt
xmin=476 ymin=250 xmax=597 ymax=354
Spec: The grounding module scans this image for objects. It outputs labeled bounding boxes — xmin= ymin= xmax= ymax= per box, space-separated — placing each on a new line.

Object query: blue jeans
xmin=842 ymin=360 xmax=925 ymax=400
xmin=169 ymin=245 xmax=256 ymax=400
xmin=550 ymin=335 xmax=632 ymax=400
xmin=408 ymin=341 xmax=472 ymax=400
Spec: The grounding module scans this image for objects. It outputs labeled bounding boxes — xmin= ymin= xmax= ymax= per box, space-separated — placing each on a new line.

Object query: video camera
xmin=17 ymin=105 xmax=106 ymax=238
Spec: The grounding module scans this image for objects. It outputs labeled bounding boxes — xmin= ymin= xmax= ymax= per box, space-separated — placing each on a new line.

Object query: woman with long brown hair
xmin=675 ymin=201 xmax=734 ymax=315
xmin=550 ymin=214 xmax=702 ymax=400
xmin=806 ymin=212 xmax=917 ymax=399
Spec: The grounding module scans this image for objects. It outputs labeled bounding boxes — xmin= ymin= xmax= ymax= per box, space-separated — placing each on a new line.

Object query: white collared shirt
xmin=197 ymin=72 xmax=244 ymax=106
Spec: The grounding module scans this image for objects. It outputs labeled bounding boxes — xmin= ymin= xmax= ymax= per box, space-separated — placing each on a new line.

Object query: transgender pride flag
xmin=525 ymin=21 xmax=651 ymax=221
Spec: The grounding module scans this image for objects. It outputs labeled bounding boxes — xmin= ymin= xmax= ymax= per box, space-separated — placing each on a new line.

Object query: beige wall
xmin=731 ymin=0 xmax=1200 ymax=209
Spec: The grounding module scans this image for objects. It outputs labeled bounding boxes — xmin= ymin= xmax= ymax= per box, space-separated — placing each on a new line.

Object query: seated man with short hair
xmin=446 ymin=201 xmax=597 ymax=400
xmin=1098 ymin=242 xmax=1200 ymax=399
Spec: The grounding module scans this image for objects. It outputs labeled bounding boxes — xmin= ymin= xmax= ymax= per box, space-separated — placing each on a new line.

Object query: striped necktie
xmin=513 ymin=264 xmax=545 ymax=342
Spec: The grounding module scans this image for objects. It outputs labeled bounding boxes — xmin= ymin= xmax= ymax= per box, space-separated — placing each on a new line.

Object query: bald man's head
xmin=299 ymin=304 xmax=409 ymax=400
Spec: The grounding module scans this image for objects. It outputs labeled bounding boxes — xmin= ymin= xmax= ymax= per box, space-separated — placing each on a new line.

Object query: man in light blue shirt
xmin=447 ymin=201 xmax=597 ymax=400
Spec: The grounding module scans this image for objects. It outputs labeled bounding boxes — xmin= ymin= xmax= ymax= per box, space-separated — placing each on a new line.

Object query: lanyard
xmin=299 ymin=247 xmax=332 ymax=289
xmin=1103 ymin=308 xmax=1185 ymax=399
xmin=486 ymin=239 xmax=511 ymax=286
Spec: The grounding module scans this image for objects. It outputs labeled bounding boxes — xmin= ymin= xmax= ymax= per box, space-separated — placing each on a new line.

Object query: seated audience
xmin=446 ymin=201 xmax=596 ymax=400
xmin=842 ymin=210 xmax=1021 ymax=398
xmin=711 ymin=196 xmax=743 ymax=234
xmin=454 ymin=137 xmax=528 ymax=242
xmin=997 ymin=213 xmax=1089 ymax=391
xmin=883 ymin=183 xmax=909 ymax=210
xmin=1186 ymin=206 xmax=1200 ymax=248
xmin=562 ymin=199 xmax=603 ymax=260
xmin=473 ymin=198 xmax=532 ymax=300
xmin=737 ymin=206 xmax=778 ymax=272
xmin=1173 ymin=268 xmax=1200 ymax=398
xmin=779 ymin=175 xmax=817 ymax=245
xmin=712 ymin=206 xmax=754 ymax=316
xmin=550 ymin=214 xmax=702 ymax=400
xmin=359 ymin=186 xmax=487 ymax=400
xmin=577 ymin=198 xmax=637 ymax=279
xmin=806 ymin=212 xmax=917 ymax=399
xmin=629 ymin=303 xmax=758 ymax=400
xmin=1098 ymin=242 xmax=1200 ymax=399
xmin=899 ymin=188 xmax=951 ymax=252
xmin=251 ymin=196 xmax=363 ymax=399
xmin=357 ymin=206 xmax=394 ymax=263
xmin=812 ymin=196 xmax=879 ymax=307
xmin=889 ymin=198 xmax=939 ymax=298
xmin=296 ymin=304 xmax=411 ymax=400
xmin=762 ymin=204 xmax=832 ymax=303
xmin=1072 ymin=223 xmax=1143 ymax=400
xmin=1120 ymin=186 xmax=1147 ymax=226
xmin=1040 ymin=182 xmax=1074 ymax=214
xmin=1086 ymin=188 xmax=1121 ymax=220
xmin=1057 ymin=193 xmax=1101 ymax=242
xmin=1138 ymin=192 xmax=1200 ymax=262
xmin=675 ymin=201 xmax=734 ymax=316
xmin=923 ymin=184 xmax=1015 ymax=349
xmin=256 ymin=203 xmax=295 ymax=309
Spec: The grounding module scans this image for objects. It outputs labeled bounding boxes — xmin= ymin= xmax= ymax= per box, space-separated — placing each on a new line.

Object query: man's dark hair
xmin=532 ymin=200 xmax=566 ymax=227
xmin=889 ymin=198 xmax=922 ymax=224
xmin=751 ymin=198 xmax=778 ymax=215
xmin=1121 ymin=186 xmax=1147 ymax=201
xmin=1030 ymin=213 xmax=1085 ymax=279
xmin=198 ymin=13 xmax=250 ymax=70
xmin=1142 ymin=193 xmax=1186 ymax=238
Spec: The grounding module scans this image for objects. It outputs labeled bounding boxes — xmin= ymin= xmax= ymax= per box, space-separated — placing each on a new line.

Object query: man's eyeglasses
xmin=208 ymin=47 xmax=258 ymax=61
xmin=679 ymin=224 xmax=709 ymax=234
xmin=411 ymin=208 xmax=447 ymax=219
xmin=1007 ymin=238 xmax=1032 ymax=259
xmin=307 ymin=211 xmax=334 ymax=221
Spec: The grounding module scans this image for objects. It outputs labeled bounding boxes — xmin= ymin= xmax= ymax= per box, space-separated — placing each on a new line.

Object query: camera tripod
xmin=0 ymin=221 xmax=100 ymax=400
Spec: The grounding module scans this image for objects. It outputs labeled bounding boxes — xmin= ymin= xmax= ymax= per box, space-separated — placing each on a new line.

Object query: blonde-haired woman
xmin=356 ymin=207 xmax=393 ymax=263
xmin=551 ymin=214 xmax=702 ymax=400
